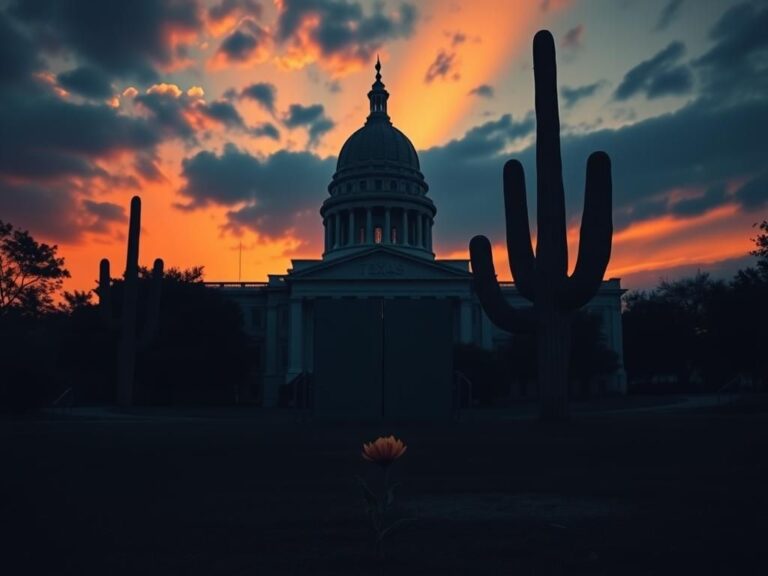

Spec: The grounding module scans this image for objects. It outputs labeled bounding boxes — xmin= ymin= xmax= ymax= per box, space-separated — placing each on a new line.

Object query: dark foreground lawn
xmin=2 ymin=398 xmax=767 ymax=575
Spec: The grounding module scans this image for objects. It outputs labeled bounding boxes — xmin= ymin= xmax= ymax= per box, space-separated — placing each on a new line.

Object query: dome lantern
xmin=367 ymin=56 xmax=390 ymax=122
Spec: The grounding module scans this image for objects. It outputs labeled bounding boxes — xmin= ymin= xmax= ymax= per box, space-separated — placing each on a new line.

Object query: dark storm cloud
xmin=251 ymin=123 xmax=281 ymax=140
xmin=275 ymin=0 xmax=417 ymax=63
xmin=0 ymin=10 xmax=41 ymax=87
xmin=284 ymin=104 xmax=324 ymax=126
xmin=134 ymin=155 xmax=166 ymax=182
xmin=693 ymin=2 xmax=768 ymax=104
xmin=82 ymin=200 xmax=127 ymax=233
xmin=135 ymin=92 xmax=261 ymax=141
xmin=0 ymin=93 xmax=160 ymax=180
xmin=200 ymin=100 xmax=246 ymax=129
xmin=216 ymin=18 xmax=269 ymax=63
xmin=561 ymin=81 xmax=605 ymax=108
xmin=9 ymin=0 xmax=203 ymax=82
xmin=733 ymin=172 xmax=768 ymax=210
xmin=432 ymin=114 xmax=534 ymax=160
xmin=561 ymin=24 xmax=584 ymax=50
xmin=425 ymin=50 xmax=459 ymax=83
xmin=56 ymin=66 xmax=113 ymax=99
xmin=468 ymin=84 xmax=494 ymax=98
xmin=655 ymin=0 xmax=684 ymax=31
xmin=135 ymin=91 xmax=198 ymax=141
xmin=0 ymin=180 xmax=81 ymax=242
xmin=614 ymin=41 xmax=693 ymax=100
xmin=240 ymin=82 xmax=277 ymax=113
xmin=668 ymin=184 xmax=727 ymax=217
xmin=208 ymin=0 xmax=262 ymax=22
xmin=283 ymin=104 xmax=335 ymax=146
xmin=178 ymin=143 xmax=335 ymax=238
xmin=421 ymin=98 xmax=768 ymax=252
xmin=0 ymin=83 xmax=163 ymax=242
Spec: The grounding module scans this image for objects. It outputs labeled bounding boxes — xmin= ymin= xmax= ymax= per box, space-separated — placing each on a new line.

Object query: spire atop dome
xmin=367 ymin=56 xmax=389 ymax=123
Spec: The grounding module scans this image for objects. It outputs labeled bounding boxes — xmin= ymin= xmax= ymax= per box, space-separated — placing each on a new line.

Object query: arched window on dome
xmin=374 ymin=226 xmax=383 ymax=244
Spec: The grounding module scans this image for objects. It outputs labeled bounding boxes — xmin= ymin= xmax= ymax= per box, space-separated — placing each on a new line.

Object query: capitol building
xmin=210 ymin=62 xmax=626 ymax=420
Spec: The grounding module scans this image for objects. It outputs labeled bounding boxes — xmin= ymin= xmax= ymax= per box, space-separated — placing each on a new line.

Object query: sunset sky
xmin=1 ymin=0 xmax=766 ymax=294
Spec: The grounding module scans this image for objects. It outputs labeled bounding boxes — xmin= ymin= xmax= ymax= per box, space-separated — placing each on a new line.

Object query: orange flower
xmin=362 ymin=435 xmax=407 ymax=467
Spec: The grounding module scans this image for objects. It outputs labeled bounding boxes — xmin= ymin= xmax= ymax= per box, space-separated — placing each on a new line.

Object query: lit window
xmin=391 ymin=227 xmax=397 ymax=243
xmin=374 ymin=227 xmax=383 ymax=243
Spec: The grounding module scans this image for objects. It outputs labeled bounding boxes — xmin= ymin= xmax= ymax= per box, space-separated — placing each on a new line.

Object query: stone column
xmin=427 ymin=219 xmax=433 ymax=251
xmin=460 ymin=299 xmax=473 ymax=344
xmin=402 ymin=210 xmax=409 ymax=245
xmin=286 ymin=298 xmax=304 ymax=382
xmin=608 ymin=305 xmax=627 ymax=394
xmin=480 ymin=307 xmax=493 ymax=349
xmin=334 ymin=212 xmax=340 ymax=248
xmin=348 ymin=210 xmax=355 ymax=245
xmin=366 ymin=208 xmax=373 ymax=244
xmin=416 ymin=211 xmax=423 ymax=248
xmin=384 ymin=207 xmax=391 ymax=244
xmin=263 ymin=303 xmax=280 ymax=407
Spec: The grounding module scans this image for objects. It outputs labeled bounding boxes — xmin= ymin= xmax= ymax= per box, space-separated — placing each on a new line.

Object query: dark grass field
xmin=2 ymin=398 xmax=767 ymax=575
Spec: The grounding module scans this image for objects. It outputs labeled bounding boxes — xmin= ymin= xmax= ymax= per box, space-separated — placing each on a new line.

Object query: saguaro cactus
xmin=98 ymin=196 xmax=164 ymax=407
xmin=469 ymin=30 xmax=613 ymax=421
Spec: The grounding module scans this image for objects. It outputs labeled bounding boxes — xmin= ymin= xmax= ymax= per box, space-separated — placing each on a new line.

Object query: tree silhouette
xmin=131 ymin=266 xmax=250 ymax=404
xmin=622 ymin=273 xmax=723 ymax=391
xmin=750 ymin=220 xmax=768 ymax=277
xmin=623 ymin=219 xmax=768 ymax=393
xmin=0 ymin=221 xmax=69 ymax=317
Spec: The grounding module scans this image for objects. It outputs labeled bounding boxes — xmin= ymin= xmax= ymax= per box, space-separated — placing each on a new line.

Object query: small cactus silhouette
xmin=469 ymin=30 xmax=613 ymax=421
xmin=97 ymin=196 xmax=163 ymax=407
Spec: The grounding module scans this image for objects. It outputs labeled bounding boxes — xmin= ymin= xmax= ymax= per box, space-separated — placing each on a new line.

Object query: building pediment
xmin=287 ymin=246 xmax=471 ymax=282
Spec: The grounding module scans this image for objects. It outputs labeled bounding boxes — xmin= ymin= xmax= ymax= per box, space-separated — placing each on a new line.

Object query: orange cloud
xmin=187 ymin=86 xmax=206 ymax=99
xmin=147 ymin=83 xmax=184 ymax=98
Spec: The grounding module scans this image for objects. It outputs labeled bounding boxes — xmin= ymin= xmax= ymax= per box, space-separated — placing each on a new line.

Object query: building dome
xmin=336 ymin=122 xmax=420 ymax=174
xmin=320 ymin=58 xmax=436 ymax=260
xmin=327 ymin=57 xmax=428 ymax=197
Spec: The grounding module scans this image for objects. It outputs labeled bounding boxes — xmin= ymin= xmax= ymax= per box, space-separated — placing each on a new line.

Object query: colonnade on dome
xmin=322 ymin=203 xmax=434 ymax=255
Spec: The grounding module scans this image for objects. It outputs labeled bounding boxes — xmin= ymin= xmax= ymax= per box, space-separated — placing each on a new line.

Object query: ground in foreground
xmin=2 ymin=398 xmax=767 ymax=575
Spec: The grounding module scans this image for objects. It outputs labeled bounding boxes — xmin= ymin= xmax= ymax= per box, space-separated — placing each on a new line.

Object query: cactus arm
xmin=98 ymin=258 xmax=113 ymax=327
xmin=503 ymin=160 xmax=536 ymax=303
xmin=533 ymin=30 xmax=568 ymax=280
xmin=562 ymin=151 xmax=613 ymax=310
xmin=139 ymin=258 xmax=164 ymax=348
xmin=469 ymin=235 xmax=534 ymax=333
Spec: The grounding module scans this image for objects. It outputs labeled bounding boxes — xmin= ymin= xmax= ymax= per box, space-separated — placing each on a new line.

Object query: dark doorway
xmin=312 ymin=298 xmax=454 ymax=420
xmin=383 ymin=298 xmax=454 ymax=420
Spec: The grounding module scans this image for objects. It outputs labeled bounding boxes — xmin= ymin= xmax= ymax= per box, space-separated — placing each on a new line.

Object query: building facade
xmin=208 ymin=61 xmax=626 ymax=419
